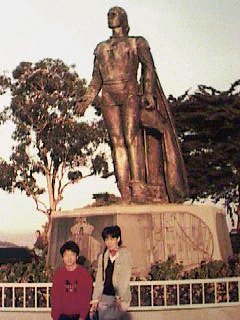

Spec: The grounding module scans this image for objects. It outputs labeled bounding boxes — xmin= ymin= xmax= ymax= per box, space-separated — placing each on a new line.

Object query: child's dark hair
xmin=60 ymin=240 xmax=80 ymax=257
xmin=101 ymin=225 xmax=122 ymax=246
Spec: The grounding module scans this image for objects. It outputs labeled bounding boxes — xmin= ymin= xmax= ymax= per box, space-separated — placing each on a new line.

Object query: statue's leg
xmin=122 ymin=96 xmax=148 ymax=200
xmin=101 ymin=104 xmax=131 ymax=201
xmin=145 ymin=131 xmax=169 ymax=202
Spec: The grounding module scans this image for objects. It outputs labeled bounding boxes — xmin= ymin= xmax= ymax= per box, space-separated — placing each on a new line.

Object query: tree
xmin=169 ymin=80 xmax=240 ymax=226
xmin=0 ymin=59 xmax=108 ymax=224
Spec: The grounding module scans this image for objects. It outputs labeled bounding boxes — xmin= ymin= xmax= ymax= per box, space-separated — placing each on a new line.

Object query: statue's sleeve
xmin=84 ymin=45 xmax=103 ymax=103
xmin=137 ymin=37 xmax=156 ymax=96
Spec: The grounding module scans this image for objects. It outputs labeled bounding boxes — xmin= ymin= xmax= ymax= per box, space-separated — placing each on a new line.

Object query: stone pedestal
xmin=48 ymin=203 xmax=232 ymax=277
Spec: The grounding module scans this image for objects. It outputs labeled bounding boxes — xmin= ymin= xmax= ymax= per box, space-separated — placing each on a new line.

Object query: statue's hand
xmin=142 ymin=94 xmax=155 ymax=110
xmin=75 ymin=96 xmax=90 ymax=116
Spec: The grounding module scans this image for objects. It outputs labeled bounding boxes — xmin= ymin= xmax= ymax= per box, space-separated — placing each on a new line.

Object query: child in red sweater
xmin=51 ymin=241 xmax=93 ymax=320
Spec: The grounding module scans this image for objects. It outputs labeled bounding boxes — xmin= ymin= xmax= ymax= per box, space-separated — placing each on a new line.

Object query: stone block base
xmin=48 ymin=203 xmax=232 ymax=277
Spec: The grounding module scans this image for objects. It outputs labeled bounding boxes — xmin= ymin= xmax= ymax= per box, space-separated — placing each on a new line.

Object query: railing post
xmin=138 ymin=284 xmax=140 ymax=307
xmin=47 ymin=286 xmax=50 ymax=308
xmin=151 ymin=284 xmax=153 ymax=306
xmin=164 ymin=284 xmax=167 ymax=306
xmin=226 ymin=280 xmax=228 ymax=303
xmin=23 ymin=286 xmax=26 ymax=308
xmin=214 ymin=281 xmax=217 ymax=304
xmin=177 ymin=283 xmax=180 ymax=306
xmin=1 ymin=285 xmax=3 ymax=309
xmin=202 ymin=282 xmax=205 ymax=304
xmin=190 ymin=282 xmax=192 ymax=305
xmin=35 ymin=286 xmax=37 ymax=308
xmin=12 ymin=286 xmax=15 ymax=308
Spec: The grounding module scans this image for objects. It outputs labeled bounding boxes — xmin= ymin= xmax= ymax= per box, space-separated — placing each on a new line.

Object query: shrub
xmin=0 ymin=248 xmax=53 ymax=283
xmin=149 ymin=255 xmax=240 ymax=281
xmin=149 ymin=256 xmax=184 ymax=280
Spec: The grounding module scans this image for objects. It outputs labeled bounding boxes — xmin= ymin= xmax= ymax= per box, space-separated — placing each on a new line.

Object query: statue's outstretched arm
xmin=76 ymin=54 xmax=103 ymax=116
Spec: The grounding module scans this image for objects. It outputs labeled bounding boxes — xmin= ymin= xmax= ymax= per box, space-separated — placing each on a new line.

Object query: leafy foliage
xmin=0 ymin=59 xmax=108 ymax=218
xmin=149 ymin=256 xmax=183 ymax=280
xmin=0 ymin=247 xmax=53 ymax=283
xmin=149 ymin=255 xmax=240 ymax=281
xmin=2 ymin=253 xmax=240 ymax=283
xmin=0 ymin=245 xmax=94 ymax=283
xmin=169 ymin=80 xmax=240 ymax=221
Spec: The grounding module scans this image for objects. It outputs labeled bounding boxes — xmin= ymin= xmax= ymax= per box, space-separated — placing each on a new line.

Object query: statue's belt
xmin=103 ymin=79 xmax=134 ymax=85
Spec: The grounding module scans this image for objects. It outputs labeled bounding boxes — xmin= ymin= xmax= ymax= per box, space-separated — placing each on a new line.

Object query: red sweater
xmin=51 ymin=265 xmax=93 ymax=320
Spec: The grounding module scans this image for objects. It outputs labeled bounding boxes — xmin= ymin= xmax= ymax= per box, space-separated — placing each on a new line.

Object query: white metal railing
xmin=0 ymin=282 xmax=51 ymax=311
xmin=1 ymin=278 xmax=240 ymax=311
xmin=129 ymin=278 xmax=240 ymax=310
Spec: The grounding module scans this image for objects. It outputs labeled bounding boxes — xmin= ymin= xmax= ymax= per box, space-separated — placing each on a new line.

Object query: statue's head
xmin=107 ymin=6 xmax=130 ymax=35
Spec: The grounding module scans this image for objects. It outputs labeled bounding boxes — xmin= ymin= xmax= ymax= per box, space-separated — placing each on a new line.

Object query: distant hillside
xmin=0 ymin=246 xmax=33 ymax=264
xmin=0 ymin=241 xmax=18 ymax=248
xmin=0 ymin=232 xmax=34 ymax=248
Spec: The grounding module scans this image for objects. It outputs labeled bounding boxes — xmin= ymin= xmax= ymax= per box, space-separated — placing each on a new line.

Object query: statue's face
xmin=107 ymin=8 xmax=122 ymax=29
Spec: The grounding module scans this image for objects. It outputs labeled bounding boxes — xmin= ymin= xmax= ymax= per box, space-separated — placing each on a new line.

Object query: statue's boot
xmin=147 ymin=184 xmax=169 ymax=203
xmin=130 ymin=181 xmax=150 ymax=203
xmin=118 ymin=182 xmax=132 ymax=203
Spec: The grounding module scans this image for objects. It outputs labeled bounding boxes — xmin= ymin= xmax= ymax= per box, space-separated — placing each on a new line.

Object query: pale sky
xmin=0 ymin=0 xmax=239 ymax=241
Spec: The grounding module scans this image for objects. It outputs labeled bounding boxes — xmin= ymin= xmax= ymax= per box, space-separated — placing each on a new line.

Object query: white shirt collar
xmin=109 ymin=251 xmax=119 ymax=263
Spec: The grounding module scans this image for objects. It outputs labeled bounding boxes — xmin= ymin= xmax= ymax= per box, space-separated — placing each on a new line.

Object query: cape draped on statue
xmin=140 ymin=73 xmax=188 ymax=203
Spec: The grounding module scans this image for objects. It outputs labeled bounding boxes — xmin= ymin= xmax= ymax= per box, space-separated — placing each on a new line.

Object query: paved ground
xmin=0 ymin=306 xmax=239 ymax=320
xmin=132 ymin=306 xmax=240 ymax=320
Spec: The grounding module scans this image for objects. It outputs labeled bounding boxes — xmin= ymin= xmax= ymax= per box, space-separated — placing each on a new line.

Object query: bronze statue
xmin=77 ymin=6 xmax=188 ymax=203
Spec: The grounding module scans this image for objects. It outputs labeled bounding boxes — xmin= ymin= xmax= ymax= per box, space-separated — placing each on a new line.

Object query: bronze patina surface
xmin=77 ymin=7 xmax=188 ymax=203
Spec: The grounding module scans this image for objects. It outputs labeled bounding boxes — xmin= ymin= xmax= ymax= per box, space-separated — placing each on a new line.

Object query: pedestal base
xmin=48 ymin=203 xmax=232 ymax=277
